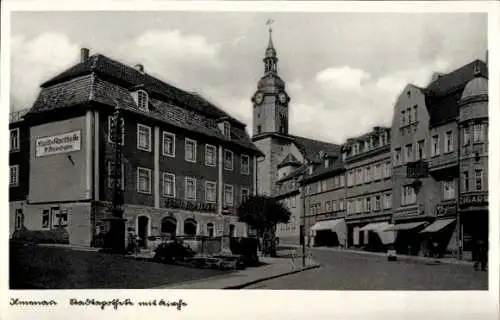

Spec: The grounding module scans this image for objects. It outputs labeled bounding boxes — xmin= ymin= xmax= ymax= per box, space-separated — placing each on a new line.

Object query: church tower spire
xmin=252 ymin=20 xmax=290 ymax=139
xmin=264 ymin=20 xmax=278 ymax=74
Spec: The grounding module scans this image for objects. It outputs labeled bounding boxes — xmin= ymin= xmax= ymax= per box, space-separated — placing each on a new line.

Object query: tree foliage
xmin=236 ymin=195 xmax=291 ymax=232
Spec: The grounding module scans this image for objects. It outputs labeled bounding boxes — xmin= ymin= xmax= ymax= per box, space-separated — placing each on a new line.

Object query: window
xmin=9 ymin=165 xmax=19 ymax=187
xmin=404 ymin=144 xmax=413 ymax=163
xmin=339 ymin=199 xmax=344 ymax=211
xmin=443 ymin=180 xmax=455 ymax=200
xmin=185 ymin=138 xmax=197 ymax=162
xmin=394 ymin=148 xmax=402 ymax=165
xmin=413 ymin=105 xmax=418 ymax=123
xmin=223 ymin=121 xmax=231 ymax=138
xmin=356 ymin=168 xmax=363 ymax=185
xmin=15 ymin=209 xmax=24 ymax=230
xmin=325 ymin=201 xmax=331 ymax=212
xmin=207 ymin=223 xmax=214 ymax=237
xmin=372 ymin=164 xmax=380 ymax=180
xmin=137 ymin=167 xmax=152 ymax=194
xmin=475 ymin=169 xmax=483 ymax=191
xmin=241 ymin=155 xmax=250 ymax=174
xmin=383 ymin=161 xmax=392 ymax=178
xmin=107 ymin=161 xmax=125 ymax=190
xmin=347 ymin=200 xmax=354 ymax=214
xmin=163 ymin=173 xmax=176 ymax=198
xmin=291 ymin=196 xmax=297 ymax=208
xmin=163 ymin=132 xmax=175 ymax=157
xmin=356 ymin=199 xmax=363 ymax=213
xmin=364 ymin=141 xmax=369 ymax=152
xmin=137 ymin=124 xmax=151 ymax=152
xmin=347 ymin=171 xmax=355 ymax=187
xmin=205 ymin=181 xmax=216 ymax=203
xmin=224 ymin=150 xmax=234 ymax=171
xmin=431 ymin=135 xmax=440 ymax=156
xmin=53 ymin=207 xmax=68 ymax=228
xmin=205 ymin=144 xmax=216 ymax=167
xmin=416 ymin=140 xmax=425 ymax=160
xmin=339 ymin=175 xmax=345 ymax=187
xmin=463 ymin=126 xmax=471 ymax=145
xmin=364 ymin=166 xmax=372 ymax=183
xmin=185 ymin=177 xmax=197 ymax=200
xmin=462 ymin=171 xmax=469 ymax=192
xmin=375 ymin=195 xmax=381 ymax=211
xmin=407 ymin=108 xmax=412 ymax=124
xmin=365 ymin=197 xmax=371 ymax=212
xmin=401 ymin=185 xmax=416 ymax=205
xmin=444 ymin=131 xmax=454 ymax=153
xmin=137 ymin=90 xmax=148 ymax=111
xmin=384 ymin=193 xmax=392 ymax=209
xmin=10 ymin=128 xmax=19 ymax=152
xmin=321 ymin=180 xmax=327 ymax=192
xmin=241 ymin=187 xmax=250 ymax=203
xmin=224 ymin=184 xmax=234 ymax=206
xmin=42 ymin=209 xmax=50 ymax=229
xmin=108 ymin=116 xmax=124 ymax=145
xmin=473 ymin=124 xmax=485 ymax=143
xmin=257 ymin=125 xmax=262 ymax=134
xmin=401 ymin=110 xmax=406 ymax=126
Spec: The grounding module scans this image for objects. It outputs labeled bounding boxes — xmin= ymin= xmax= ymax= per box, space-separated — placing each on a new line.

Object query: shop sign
xmin=36 ymin=130 xmax=81 ymax=157
xmin=436 ymin=203 xmax=457 ymax=217
xmin=164 ymin=197 xmax=217 ymax=212
xmin=459 ymin=193 xmax=488 ymax=208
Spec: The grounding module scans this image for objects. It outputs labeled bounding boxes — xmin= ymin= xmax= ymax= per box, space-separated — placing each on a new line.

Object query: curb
xmin=224 ymin=263 xmax=321 ymax=289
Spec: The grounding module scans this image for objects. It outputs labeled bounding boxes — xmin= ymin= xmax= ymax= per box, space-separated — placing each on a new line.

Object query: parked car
xmin=153 ymin=239 xmax=196 ymax=263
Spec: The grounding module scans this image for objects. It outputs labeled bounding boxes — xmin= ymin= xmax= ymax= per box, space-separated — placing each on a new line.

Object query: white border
xmin=1 ymin=2 xmax=499 ymax=320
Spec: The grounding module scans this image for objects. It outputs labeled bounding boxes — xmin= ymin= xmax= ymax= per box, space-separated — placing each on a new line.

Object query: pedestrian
xmin=477 ymin=239 xmax=487 ymax=271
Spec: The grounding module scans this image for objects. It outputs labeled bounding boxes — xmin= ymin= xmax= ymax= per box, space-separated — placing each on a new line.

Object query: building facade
xmin=9 ymin=48 xmax=262 ymax=247
xmin=342 ymin=127 xmax=393 ymax=251
xmin=301 ymin=154 xmax=347 ymax=247
xmin=390 ymin=59 xmax=488 ymax=257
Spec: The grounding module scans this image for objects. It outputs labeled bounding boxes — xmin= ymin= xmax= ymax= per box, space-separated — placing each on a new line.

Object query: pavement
xmin=12 ymin=243 xmax=319 ymax=289
xmin=246 ymin=246 xmax=488 ymax=290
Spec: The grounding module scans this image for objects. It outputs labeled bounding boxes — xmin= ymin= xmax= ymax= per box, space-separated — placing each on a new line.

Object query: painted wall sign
xmin=164 ymin=197 xmax=217 ymax=213
xmin=36 ymin=130 xmax=81 ymax=157
xmin=459 ymin=193 xmax=488 ymax=208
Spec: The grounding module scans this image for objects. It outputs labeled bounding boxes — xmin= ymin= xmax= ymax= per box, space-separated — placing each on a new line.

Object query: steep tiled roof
xmin=424 ymin=60 xmax=488 ymax=127
xmin=28 ymin=55 xmax=261 ymax=155
xmin=289 ymin=134 xmax=341 ymax=162
xmin=40 ymin=54 xmax=242 ymax=124
xmin=277 ymin=165 xmax=306 ymax=183
xmin=277 ymin=153 xmax=302 ymax=169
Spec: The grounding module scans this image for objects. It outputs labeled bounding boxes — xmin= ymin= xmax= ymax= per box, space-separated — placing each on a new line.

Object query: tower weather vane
xmin=266 ymin=19 xmax=274 ymax=32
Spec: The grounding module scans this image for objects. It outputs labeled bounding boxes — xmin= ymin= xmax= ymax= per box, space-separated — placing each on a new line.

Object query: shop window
xmin=161 ymin=217 xmax=177 ymax=235
xmin=42 ymin=209 xmax=50 ymax=229
xmin=184 ymin=219 xmax=197 ymax=236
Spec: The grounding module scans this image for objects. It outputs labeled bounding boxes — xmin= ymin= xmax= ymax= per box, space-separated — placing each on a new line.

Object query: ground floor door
xmin=314 ymin=230 xmax=339 ymax=247
xmin=137 ymin=216 xmax=149 ymax=248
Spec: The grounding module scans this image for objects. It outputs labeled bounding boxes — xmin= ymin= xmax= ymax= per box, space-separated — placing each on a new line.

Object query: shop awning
xmin=360 ymin=222 xmax=390 ymax=232
xmin=311 ymin=218 xmax=344 ymax=231
xmin=420 ymin=219 xmax=456 ymax=233
xmin=310 ymin=218 xmax=347 ymax=246
xmin=385 ymin=221 xmax=427 ymax=231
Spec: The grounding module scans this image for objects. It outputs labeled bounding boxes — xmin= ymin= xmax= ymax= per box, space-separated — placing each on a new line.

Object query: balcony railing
xmin=9 ymin=109 xmax=29 ymax=123
xmin=427 ymin=151 xmax=458 ymax=171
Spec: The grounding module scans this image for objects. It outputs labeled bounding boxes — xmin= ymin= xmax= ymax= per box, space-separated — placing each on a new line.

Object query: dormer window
xmin=136 ymin=90 xmax=148 ymax=111
xmin=308 ymin=165 xmax=314 ymax=174
xmin=223 ymin=121 xmax=230 ymax=138
xmin=325 ymin=159 xmax=329 ymax=168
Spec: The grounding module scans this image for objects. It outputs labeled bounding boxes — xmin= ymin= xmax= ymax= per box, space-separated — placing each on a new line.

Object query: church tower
xmin=252 ymin=23 xmax=290 ymax=136
xmin=252 ymin=22 xmax=292 ymax=196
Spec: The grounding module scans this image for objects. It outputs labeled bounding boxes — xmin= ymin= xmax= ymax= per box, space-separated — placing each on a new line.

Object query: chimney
xmin=81 ymin=48 xmax=90 ymax=63
xmin=431 ymin=72 xmax=444 ymax=83
xmin=135 ymin=64 xmax=144 ymax=74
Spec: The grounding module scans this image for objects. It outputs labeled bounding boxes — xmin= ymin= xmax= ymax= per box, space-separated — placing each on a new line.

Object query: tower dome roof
xmin=461 ymin=76 xmax=488 ymax=100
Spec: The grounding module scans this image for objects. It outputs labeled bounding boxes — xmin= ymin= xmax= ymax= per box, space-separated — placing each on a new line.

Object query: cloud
xmin=10 ymin=33 xmax=79 ymax=111
xmin=315 ymin=66 xmax=371 ymax=92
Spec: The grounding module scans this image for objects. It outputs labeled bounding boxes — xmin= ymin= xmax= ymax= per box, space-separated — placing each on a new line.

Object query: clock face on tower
xmin=254 ymin=92 xmax=264 ymax=105
xmin=278 ymin=92 xmax=288 ymax=104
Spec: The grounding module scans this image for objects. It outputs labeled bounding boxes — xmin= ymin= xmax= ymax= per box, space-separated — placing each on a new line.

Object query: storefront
xmin=387 ymin=220 xmax=429 ymax=255
xmin=359 ymin=221 xmax=395 ymax=252
xmin=459 ymin=192 xmax=488 ymax=258
xmin=310 ymin=218 xmax=346 ymax=247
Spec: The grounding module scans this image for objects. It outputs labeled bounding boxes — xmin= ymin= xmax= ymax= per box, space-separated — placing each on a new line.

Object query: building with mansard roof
xmin=9 ymin=48 xmax=262 ymax=247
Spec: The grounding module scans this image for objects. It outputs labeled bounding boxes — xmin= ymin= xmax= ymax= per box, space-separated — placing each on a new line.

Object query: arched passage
xmin=184 ymin=219 xmax=197 ymax=237
xmin=161 ymin=217 xmax=177 ymax=236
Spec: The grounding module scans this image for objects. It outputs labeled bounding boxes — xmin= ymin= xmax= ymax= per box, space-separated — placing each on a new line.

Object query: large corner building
xmin=9 ymin=48 xmax=262 ymax=247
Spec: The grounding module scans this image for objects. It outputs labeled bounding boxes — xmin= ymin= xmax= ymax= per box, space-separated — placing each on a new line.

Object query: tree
xmin=237 ymin=195 xmax=291 ymax=257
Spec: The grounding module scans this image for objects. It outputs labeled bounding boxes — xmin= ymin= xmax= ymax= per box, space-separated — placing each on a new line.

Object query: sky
xmin=10 ymin=11 xmax=487 ymax=144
